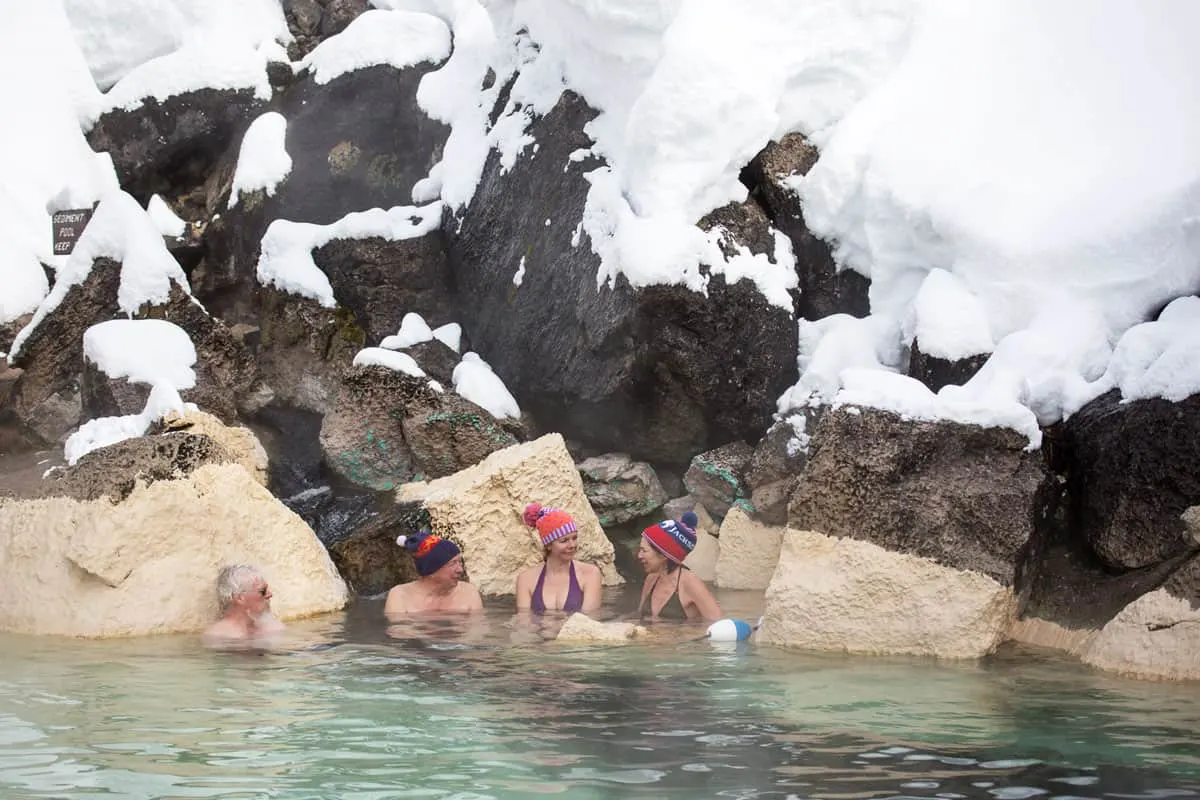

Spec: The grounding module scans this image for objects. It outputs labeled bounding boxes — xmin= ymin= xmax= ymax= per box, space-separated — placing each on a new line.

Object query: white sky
xmin=2 ymin=0 xmax=1199 ymax=458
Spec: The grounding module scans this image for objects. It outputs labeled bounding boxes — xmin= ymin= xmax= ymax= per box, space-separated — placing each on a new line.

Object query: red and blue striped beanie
xmin=642 ymin=512 xmax=698 ymax=565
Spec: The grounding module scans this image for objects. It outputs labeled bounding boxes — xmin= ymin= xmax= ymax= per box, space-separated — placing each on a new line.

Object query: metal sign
xmin=51 ymin=208 xmax=94 ymax=256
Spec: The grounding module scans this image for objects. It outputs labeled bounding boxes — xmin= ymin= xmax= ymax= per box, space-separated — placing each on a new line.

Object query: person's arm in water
xmin=514 ymin=567 xmax=536 ymax=611
xmin=578 ymin=561 xmax=603 ymax=613
xmin=680 ymin=571 xmax=723 ymax=621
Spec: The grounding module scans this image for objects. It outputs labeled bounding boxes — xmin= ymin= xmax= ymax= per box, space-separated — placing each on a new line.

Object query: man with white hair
xmin=202 ymin=564 xmax=285 ymax=646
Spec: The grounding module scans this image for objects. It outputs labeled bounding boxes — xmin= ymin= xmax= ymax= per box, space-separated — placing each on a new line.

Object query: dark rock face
xmin=577 ymin=453 xmax=668 ymax=526
xmin=276 ymin=64 xmax=449 ymax=226
xmin=135 ymin=284 xmax=261 ymax=421
xmin=0 ymin=313 xmax=31 ymax=355
xmin=743 ymin=133 xmax=869 ymax=321
xmin=447 ymin=90 xmax=798 ymax=466
xmin=319 ymin=365 xmax=516 ymax=490
xmin=199 ymin=62 xmax=451 ymax=326
xmin=80 ymin=369 xmax=150 ymax=422
xmin=12 ymin=256 xmax=257 ymax=433
xmin=789 ymin=406 xmax=1049 ymax=585
xmin=313 ymin=232 xmax=455 ymax=346
xmin=255 ymin=289 xmax=364 ymax=413
xmin=0 ymin=360 xmax=38 ymax=455
xmin=328 ymin=513 xmax=419 ymax=596
xmin=683 ymin=441 xmax=754 ymax=521
xmin=37 ymin=432 xmax=233 ymax=502
xmin=87 ymin=89 xmax=266 ymax=203
xmin=9 ymin=257 xmax=125 ymax=437
xmin=401 ymin=339 xmax=463 ymax=387
xmin=743 ymin=414 xmax=816 ymax=525
xmin=321 ymin=0 xmax=370 ymax=37
xmin=1064 ymin=391 xmax=1200 ymax=569
xmin=908 ymin=340 xmax=989 ymax=393
xmin=1017 ymin=423 xmax=1198 ymax=629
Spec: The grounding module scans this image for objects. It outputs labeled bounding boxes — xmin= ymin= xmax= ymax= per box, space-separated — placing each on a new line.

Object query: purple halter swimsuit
xmin=531 ymin=561 xmax=584 ymax=614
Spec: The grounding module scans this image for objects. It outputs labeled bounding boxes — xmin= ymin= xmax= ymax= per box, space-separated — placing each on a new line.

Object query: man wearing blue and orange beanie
xmin=384 ymin=531 xmax=483 ymax=615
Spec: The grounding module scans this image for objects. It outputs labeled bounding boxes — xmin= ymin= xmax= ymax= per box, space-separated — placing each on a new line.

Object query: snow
xmin=64 ymin=318 xmax=197 ymax=465
xmin=907 ymin=269 xmax=993 ymax=360
xmin=83 ymin=319 xmax=196 ymax=389
xmin=96 ymin=39 xmax=273 ymax=117
xmin=64 ymin=383 xmax=192 ymax=465
xmin=452 ymin=352 xmax=521 ymax=419
xmin=10 ymin=192 xmax=192 ymax=357
xmin=257 ymin=203 xmax=442 ymax=307
xmin=381 ymin=312 xmax=435 ymax=350
xmin=353 ymin=347 xmax=426 ymax=377
xmin=432 ymin=323 xmax=462 ymax=353
xmin=834 ymin=369 xmax=1042 ymax=449
xmin=1099 ymin=297 xmax=1200 ymax=404
xmin=0 ymin=1 xmax=117 ymax=325
xmin=147 ymin=195 xmax=187 ymax=238
xmin=229 ymin=112 xmax=293 ymax=208
xmin=790 ymin=0 xmax=1200 ymax=432
xmin=62 ymin=0 xmax=290 ymax=91
xmin=298 ymin=9 xmax=452 ymax=85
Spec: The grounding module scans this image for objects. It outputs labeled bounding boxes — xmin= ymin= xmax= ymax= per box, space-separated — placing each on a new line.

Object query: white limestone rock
xmin=1080 ymin=590 xmax=1200 ymax=681
xmin=758 ymin=528 xmax=1015 ymax=659
xmin=555 ymin=613 xmax=648 ymax=643
xmin=715 ymin=506 xmax=783 ymax=589
xmin=0 ymin=463 xmax=348 ymax=637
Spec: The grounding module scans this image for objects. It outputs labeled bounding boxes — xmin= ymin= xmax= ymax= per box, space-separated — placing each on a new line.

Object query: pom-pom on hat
xmin=396 ymin=531 xmax=461 ymax=576
xmin=523 ymin=502 xmax=578 ymax=546
xmin=642 ymin=511 xmax=698 ymax=565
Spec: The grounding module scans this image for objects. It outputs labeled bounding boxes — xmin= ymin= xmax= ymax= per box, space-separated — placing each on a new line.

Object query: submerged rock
xmin=555 ymin=613 xmax=648 ymax=643
xmin=758 ymin=528 xmax=1016 ymax=658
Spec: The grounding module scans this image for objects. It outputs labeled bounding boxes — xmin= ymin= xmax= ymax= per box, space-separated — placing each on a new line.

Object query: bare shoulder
xmin=680 ymin=569 xmax=714 ymax=593
xmin=384 ymin=583 xmax=415 ymax=613
xmin=515 ymin=565 xmax=540 ymax=586
xmin=575 ymin=561 xmax=602 ymax=580
xmin=457 ymin=581 xmax=484 ymax=610
xmin=202 ymin=618 xmax=239 ymax=642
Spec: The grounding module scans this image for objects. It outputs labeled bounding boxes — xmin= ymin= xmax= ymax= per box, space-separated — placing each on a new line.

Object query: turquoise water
xmin=1 ymin=590 xmax=1199 ymax=799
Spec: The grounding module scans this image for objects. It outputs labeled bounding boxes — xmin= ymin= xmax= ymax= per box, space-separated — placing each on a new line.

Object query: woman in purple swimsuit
xmin=515 ymin=503 xmax=602 ymax=614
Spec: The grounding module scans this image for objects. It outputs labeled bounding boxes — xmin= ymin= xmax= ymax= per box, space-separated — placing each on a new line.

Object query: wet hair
xmin=216 ymin=564 xmax=264 ymax=613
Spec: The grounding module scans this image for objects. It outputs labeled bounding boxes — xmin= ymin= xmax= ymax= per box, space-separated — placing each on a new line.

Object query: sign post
xmin=51 ymin=208 xmax=94 ymax=256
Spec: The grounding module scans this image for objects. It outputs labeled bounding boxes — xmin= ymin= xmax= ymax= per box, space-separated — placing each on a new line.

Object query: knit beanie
xmin=396 ymin=531 xmax=461 ymax=577
xmin=641 ymin=511 xmax=698 ymax=565
xmin=523 ymin=503 xmax=578 ymax=546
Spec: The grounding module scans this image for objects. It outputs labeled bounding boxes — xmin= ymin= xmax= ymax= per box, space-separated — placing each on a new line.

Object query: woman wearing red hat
xmin=637 ymin=511 xmax=722 ymax=621
xmin=515 ymin=503 xmax=603 ymax=613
